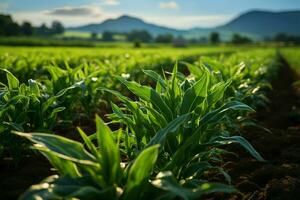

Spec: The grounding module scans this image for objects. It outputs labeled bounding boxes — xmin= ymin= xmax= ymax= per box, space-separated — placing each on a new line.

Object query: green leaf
xmin=152 ymin=171 xmax=236 ymax=200
xmin=20 ymin=175 xmax=115 ymax=200
xmin=117 ymin=76 xmax=173 ymax=121
xmin=77 ymin=128 xmax=99 ymax=159
xmin=100 ymin=88 xmax=132 ymax=103
xmin=180 ymin=68 xmax=210 ymax=114
xmin=124 ymin=144 xmax=160 ymax=199
xmin=200 ymin=101 xmax=254 ymax=128
xmin=55 ymin=81 xmax=84 ymax=97
xmin=212 ymin=136 xmax=265 ymax=162
xmin=0 ymin=68 xmax=19 ymax=90
xmin=147 ymin=114 xmax=189 ymax=148
xmin=38 ymin=149 xmax=80 ymax=177
xmin=110 ymin=102 xmax=134 ymax=126
xmin=13 ymin=131 xmax=98 ymax=166
xmin=183 ymin=62 xmax=203 ymax=78
xmin=207 ymin=80 xmax=231 ymax=105
xmin=95 ymin=115 xmax=122 ymax=186
xmin=49 ymin=107 xmax=66 ymax=119
xmin=181 ymin=162 xmax=212 ymax=178
xmin=170 ymin=63 xmax=181 ymax=102
xmin=143 ymin=70 xmax=167 ymax=90
xmin=28 ymin=79 xmax=40 ymax=96
xmin=46 ymin=65 xmax=67 ymax=82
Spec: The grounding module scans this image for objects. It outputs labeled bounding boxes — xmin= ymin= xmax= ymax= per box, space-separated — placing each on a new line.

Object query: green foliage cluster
xmin=231 ymin=34 xmax=252 ymax=44
xmin=0 ymin=47 xmax=234 ymax=156
xmin=126 ymin=30 xmax=153 ymax=43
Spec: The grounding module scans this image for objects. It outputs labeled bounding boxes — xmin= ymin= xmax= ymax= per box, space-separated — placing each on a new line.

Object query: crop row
xmin=0 ymin=47 xmax=237 ymax=158
xmin=280 ymin=48 xmax=300 ymax=72
xmin=0 ymin=48 xmax=279 ymax=199
xmin=0 ymin=47 xmax=237 ymax=81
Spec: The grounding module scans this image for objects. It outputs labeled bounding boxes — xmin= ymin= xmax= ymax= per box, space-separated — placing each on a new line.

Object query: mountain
xmin=217 ymin=10 xmax=300 ymax=38
xmin=68 ymin=10 xmax=300 ymax=40
xmin=68 ymin=15 xmax=185 ymax=36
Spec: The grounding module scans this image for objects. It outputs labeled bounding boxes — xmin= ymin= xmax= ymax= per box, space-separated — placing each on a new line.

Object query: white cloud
xmin=104 ymin=0 xmax=120 ymax=6
xmin=159 ymin=1 xmax=179 ymax=10
xmin=46 ymin=6 xmax=102 ymax=17
xmin=12 ymin=10 xmax=119 ymax=27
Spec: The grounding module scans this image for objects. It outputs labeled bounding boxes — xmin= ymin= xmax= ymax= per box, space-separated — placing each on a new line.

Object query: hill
xmin=68 ymin=15 xmax=185 ymax=36
xmin=218 ymin=10 xmax=300 ymax=37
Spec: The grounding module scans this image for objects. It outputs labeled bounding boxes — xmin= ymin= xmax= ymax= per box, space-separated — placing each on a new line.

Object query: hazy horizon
xmin=1 ymin=0 xmax=300 ymax=29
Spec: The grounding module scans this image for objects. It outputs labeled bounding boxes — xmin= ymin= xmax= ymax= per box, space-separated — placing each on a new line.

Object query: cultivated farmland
xmin=0 ymin=46 xmax=300 ymax=200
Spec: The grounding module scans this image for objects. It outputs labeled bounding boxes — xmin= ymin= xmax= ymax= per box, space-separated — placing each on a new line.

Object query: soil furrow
xmin=209 ymin=55 xmax=300 ymax=200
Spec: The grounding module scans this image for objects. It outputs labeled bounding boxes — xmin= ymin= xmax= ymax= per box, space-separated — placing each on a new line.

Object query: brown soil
xmin=205 ymin=56 xmax=300 ymax=200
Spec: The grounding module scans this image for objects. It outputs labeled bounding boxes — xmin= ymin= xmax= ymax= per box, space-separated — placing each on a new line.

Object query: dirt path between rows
xmin=208 ymin=55 xmax=300 ymax=200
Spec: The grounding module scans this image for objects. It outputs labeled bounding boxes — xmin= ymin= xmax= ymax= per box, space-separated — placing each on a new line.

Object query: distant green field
xmin=57 ymin=31 xmax=127 ymax=41
xmin=57 ymin=31 xmax=92 ymax=38
xmin=0 ymin=45 xmax=234 ymax=56
xmin=280 ymin=47 xmax=300 ymax=72
xmin=0 ymin=45 xmax=240 ymax=84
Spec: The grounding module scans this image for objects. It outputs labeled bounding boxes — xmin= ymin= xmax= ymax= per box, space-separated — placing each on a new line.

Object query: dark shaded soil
xmin=205 ymin=56 xmax=300 ymax=200
xmin=0 ymin=154 xmax=53 ymax=199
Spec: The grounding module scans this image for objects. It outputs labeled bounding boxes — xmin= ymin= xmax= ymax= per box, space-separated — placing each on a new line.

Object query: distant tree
xmin=231 ymin=33 xmax=252 ymax=44
xmin=274 ymin=33 xmax=289 ymax=43
xmin=173 ymin=36 xmax=187 ymax=47
xmin=188 ymin=38 xmax=198 ymax=44
xmin=134 ymin=41 xmax=141 ymax=48
xmin=199 ymin=37 xmax=208 ymax=44
xmin=6 ymin=22 xmax=20 ymax=36
xmin=37 ymin=24 xmax=46 ymax=35
xmin=126 ymin=30 xmax=152 ymax=43
xmin=155 ymin=34 xmax=173 ymax=43
xmin=36 ymin=24 xmax=51 ymax=36
xmin=0 ymin=14 xmax=20 ymax=36
xmin=274 ymin=33 xmax=300 ymax=44
xmin=90 ymin=32 xmax=98 ymax=40
xmin=0 ymin=14 xmax=11 ymax=35
xmin=51 ymin=21 xmax=64 ymax=34
xmin=102 ymin=31 xmax=114 ymax=41
xmin=210 ymin=32 xmax=220 ymax=44
xmin=21 ymin=21 xmax=34 ymax=36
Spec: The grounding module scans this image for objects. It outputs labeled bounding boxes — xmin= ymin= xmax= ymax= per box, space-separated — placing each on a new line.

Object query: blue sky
xmin=1 ymin=0 xmax=300 ymax=28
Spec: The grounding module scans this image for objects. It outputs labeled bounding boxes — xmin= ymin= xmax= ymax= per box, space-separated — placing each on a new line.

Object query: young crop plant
xmin=43 ymin=63 xmax=107 ymax=122
xmin=14 ymin=115 xmax=237 ymax=200
xmin=0 ymin=69 xmax=80 ymax=157
xmin=103 ymin=62 xmax=264 ymax=191
xmin=194 ymin=50 xmax=278 ymax=109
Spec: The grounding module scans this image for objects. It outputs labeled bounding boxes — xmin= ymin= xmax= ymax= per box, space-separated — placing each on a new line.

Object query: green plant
xmin=0 ymin=69 xmax=77 ymax=156
xmin=14 ymin=115 xmax=236 ymax=200
xmin=104 ymin=63 xmax=264 ymax=188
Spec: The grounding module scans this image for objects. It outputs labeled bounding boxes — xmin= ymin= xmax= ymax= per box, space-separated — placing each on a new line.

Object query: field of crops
xmin=0 ymin=46 xmax=300 ymax=200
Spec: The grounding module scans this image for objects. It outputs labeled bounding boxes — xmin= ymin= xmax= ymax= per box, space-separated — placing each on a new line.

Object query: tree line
xmin=96 ymin=31 xmax=254 ymax=45
xmin=99 ymin=30 xmax=300 ymax=45
xmin=0 ymin=14 xmax=64 ymax=36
